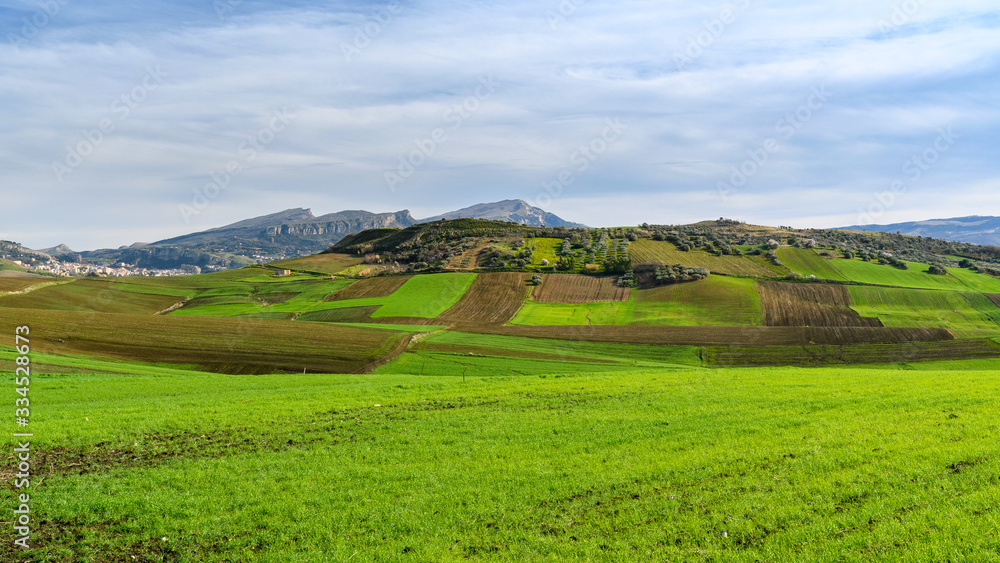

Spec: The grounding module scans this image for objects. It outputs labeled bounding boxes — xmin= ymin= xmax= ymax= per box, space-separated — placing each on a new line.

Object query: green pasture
xmin=510 ymin=276 xmax=761 ymax=326
xmin=5 ymin=357 xmax=1000 ymax=561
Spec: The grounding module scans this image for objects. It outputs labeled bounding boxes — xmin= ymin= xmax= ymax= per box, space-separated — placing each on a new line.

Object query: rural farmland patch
xmin=0 ymin=276 xmax=53 ymax=293
xmin=533 ymin=274 xmax=629 ymax=303
xmin=847 ymin=286 xmax=1000 ymax=337
xmin=438 ymin=272 xmax=530 ymax=324
xmin=464 ymin=324 xmax=952 ymax=346
xmin=758 ymin=281 xmax=882 ymax=327
xmin=326 ymin=276 xmax=411 ymax=301
xmin=986 ymin=294 xmax=1000 ymax=309
xmin=776 ymin=248 xmax=849 ymax=281
xmin=706 ymin=338 xmax=1000 ymax=367
xmin=299 ymin=306 xmax=381 ymax=323
xmin=0 ymin=307 xmax=410 ymax=374
xmin=0 ymin=279 xmax=182 ymax=315
xmin=269 ymin=252 xmax=364 ymax=274
xmin=629 ymin=239 xmax=785 ymax=277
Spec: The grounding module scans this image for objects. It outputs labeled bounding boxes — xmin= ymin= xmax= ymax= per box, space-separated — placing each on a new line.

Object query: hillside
xmin=422 ymin=199 xmax=587 ymax=228
xmin=324 ymin=217 xmax=1000 ymax=278
xmin=839 ymin=215 xmax=1000 ymax=246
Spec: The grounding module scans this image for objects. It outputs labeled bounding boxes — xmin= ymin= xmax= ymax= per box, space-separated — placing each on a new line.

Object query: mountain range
xmin=838 ymin=216 xmax=1000 ymax=247
xmin=41 ymin=200 xmax=586 ymax=270
xmin=14 ymin=204 xmax=999 ymax=272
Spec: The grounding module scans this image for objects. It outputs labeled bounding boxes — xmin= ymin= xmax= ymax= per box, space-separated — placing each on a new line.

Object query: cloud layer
xmin=2 ymin=0 xmax=998 ymax=249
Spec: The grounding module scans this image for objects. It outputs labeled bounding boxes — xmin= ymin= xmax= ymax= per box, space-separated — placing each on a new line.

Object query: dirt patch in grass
xmin=985 ymin=294 xmax=1000 ymax=309
xmin=758 ymin=281 xmax=883 ymax=327
xmin=533 ymin=274 xmax=629 ymax=303
xmin=326 ymin=276 xmax=411 ymax=301
xmin=438 ymin=272 xmax=530 ymax=324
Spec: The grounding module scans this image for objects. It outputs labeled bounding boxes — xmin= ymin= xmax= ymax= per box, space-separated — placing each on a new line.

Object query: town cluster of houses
xmin=7 ymin=258 xmax=208 ymax=278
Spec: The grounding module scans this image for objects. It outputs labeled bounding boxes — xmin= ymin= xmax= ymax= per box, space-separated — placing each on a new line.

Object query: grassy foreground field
xmin=3 ymin=353 xmax=1000 ymax=561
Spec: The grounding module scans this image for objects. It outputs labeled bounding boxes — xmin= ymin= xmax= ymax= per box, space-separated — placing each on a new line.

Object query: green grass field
xmin=777 ymin=248 xmax=850 ymax=281
xmin=524 ymin=237 xmax=562 ymax=269
xmin=5 ymin=353 xmax=1000 ymax=561
xmin=833 ymin=258 xmax=1000 ymax=291
xmin=304 ymin=273 xmax=477 ymax=319
xmin=630 ymin=239 xmax=787 ymax=277
xmin=847 ymin=286 xmax=1000 ymax=337
xmin=269 ymin=253 xmax=364 ymax=275
xmin=510 ymin=276 xmax=762 ymax=326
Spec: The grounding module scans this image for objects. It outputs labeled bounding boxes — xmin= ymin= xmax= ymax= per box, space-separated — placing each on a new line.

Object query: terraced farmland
xmin=630 ymin=239 xmax=786 ymax=277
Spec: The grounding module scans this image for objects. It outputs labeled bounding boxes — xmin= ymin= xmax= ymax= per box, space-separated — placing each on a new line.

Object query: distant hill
xmin=37 ymin=244 xmax=75 ymax=256
xmin=838 ymin=216 xmax=1000 ymax=246
xmin=0 ymin=240 xmax=53 ymax=268
xmin=421 ymin=199 xmax=587 ymax=228
xmin=79 ymin=208 xmax=418 ymax=270
xmin=60 ymin=201 xmax=586 ymax=270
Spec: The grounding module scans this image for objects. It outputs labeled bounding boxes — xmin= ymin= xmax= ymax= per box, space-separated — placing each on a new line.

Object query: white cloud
xmin=1 ymin=0 xmax=998 ymax=249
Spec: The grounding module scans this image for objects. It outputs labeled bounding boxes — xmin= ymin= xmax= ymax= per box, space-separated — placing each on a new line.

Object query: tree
xmin=530 ymin=275 xmax=542 ymax=285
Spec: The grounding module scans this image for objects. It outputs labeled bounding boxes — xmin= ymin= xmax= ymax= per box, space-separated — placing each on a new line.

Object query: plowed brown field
xmin=438 ymin=272 xmax=529 ymax=324
xmin=326 ymin=276 xmax=411 ymax=301
xmin=986 ymin=294 xmax=1000 ymax=308
xmin=706 ymin=338 xmax=1000 ymax=367
xmin=533 ymin=274 xmax=629 ymax=303
xmin=758 ymin=281 xmax=883 ymax=327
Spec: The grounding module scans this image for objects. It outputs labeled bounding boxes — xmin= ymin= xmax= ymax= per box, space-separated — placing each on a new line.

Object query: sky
xmin=1 ymin=0 xmax=998 ymax=250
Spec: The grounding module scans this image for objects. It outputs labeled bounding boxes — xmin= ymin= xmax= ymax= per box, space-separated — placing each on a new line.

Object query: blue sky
xmin=1 ymin=0 xmax=998 ymax=250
